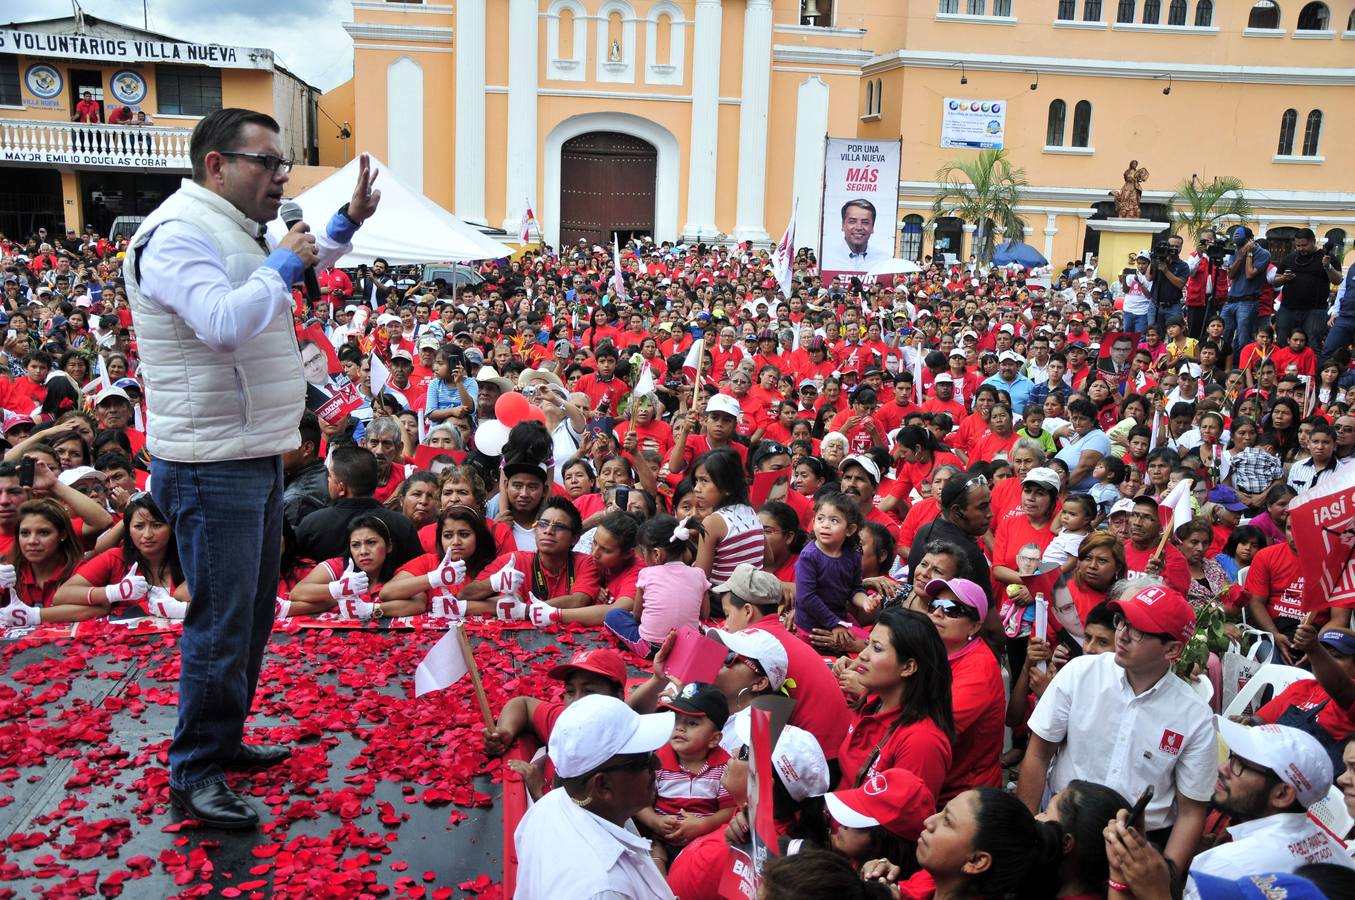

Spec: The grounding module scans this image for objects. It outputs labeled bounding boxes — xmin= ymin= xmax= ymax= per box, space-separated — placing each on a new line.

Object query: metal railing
xmin=0 ymin=118 xmax=192 ymax=169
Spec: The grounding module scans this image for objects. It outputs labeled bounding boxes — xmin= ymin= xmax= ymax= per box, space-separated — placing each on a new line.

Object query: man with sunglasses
xmin=1190 ymin=719 xmax=1348 ymax=878
xmin=126 ymin=109 xmax=381 ymax=830
xmin=1018 ymin=582 xmax=1216 ymax=876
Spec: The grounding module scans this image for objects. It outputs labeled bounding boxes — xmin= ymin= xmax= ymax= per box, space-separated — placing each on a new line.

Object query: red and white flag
xmin=1157 ymin=478 xmax=1193 ymax=534
xmin=517 ymin=202 xmax=536 ymax=244
xmin=414 ymin=625 xmax=470 ymax=697
xmin=774 ymin=201 xmax=797 ymax=299
xmin=611 ymin=235 xmax=626 ymax=299
xmin=633 ymin=362 xmax=657 ymax=399
xmin=682 ymin=338 xmax=704 ymax=381
xmin=369 ymin=352 xmax=391 ymax=398
xmin=1289 ymin=460 xmax=1355 ymax=612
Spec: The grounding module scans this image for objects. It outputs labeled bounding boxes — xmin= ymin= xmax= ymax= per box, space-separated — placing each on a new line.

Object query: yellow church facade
xmin=324 ymin=0 xmax=1355 ymax=264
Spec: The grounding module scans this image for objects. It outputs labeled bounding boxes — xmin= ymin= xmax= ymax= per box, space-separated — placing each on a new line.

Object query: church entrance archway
xmin=559 ymin=131 xmax=656 ymax=248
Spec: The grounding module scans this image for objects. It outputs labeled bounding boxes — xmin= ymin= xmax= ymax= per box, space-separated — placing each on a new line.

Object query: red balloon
xmin=495 ymin=391 xmax=531 ymax=427
xmin=522 ymin=405 xmax=547 ymax=424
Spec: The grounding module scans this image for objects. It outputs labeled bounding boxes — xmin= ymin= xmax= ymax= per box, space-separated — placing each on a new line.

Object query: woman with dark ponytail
xmin=1038 ymin=780 xmax=1130 ymax=899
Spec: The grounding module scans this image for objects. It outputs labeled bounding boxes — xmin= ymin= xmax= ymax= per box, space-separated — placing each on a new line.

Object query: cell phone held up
xmin=1127 ymin=785 xmax=1153 ymax=829
xmin=18 ymin=456 xmax=35 ymax=488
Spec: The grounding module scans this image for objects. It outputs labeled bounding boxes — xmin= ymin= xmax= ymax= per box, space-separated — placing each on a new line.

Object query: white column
xmin=503 ymin=0 xmax=539 ymax=234
xmin=790 ymin=76 xmax=829 ymax=254
xmin=682 ymin=0 xmax=723 ymax=240
xmin=733 ymin=0 xmax=773 ymax=243
xmin=455 ymin=0 xmax=487 ymax=225
xmin=962 ymin=221 xmax=978 ymax=260
xmin=1043 ymin=213 xmax=1059 ymax=261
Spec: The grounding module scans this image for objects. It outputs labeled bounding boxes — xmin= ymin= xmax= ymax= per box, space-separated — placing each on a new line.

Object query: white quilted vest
xmin=125 ymin=178 xmax=303 ymax=463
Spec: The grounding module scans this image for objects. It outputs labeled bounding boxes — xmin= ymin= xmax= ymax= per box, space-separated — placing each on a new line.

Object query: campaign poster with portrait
xmin=940 ymin=98 xmax=1006 ymax=150
xmin=818 ymin=137 xmax=902 ymax=284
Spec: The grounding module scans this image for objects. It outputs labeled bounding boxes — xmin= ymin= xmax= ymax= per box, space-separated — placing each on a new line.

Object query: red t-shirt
xmin=1244 ymin=543 xmax=1306 ymax=624
xmin=920 ymin=397 xmax=966 ymax=425
xmin=600 ymin=554 xmax=645 ymax=603
xmin=480 ymin=550 xmax=601 ymax=603
xmin=2 ymin=377 xmax=46 ymax=415
xmin=675 ymin=434 xmax=748 ymax=475
xmin=898 ymin=498 xmax=938 ymax=553
xmin=971 ymin=430 xmax=1019 ymax=463
xmin=837 ymin=703 xmax=951 ymax=799
xmin=75 ymin=546 xmax=180 ymax=600
xmin=417 ymin=518 xmax=514 ymax=558
xmin=1256 ymin=679 xmax=1355 ymax=740
xmin=575 ymin=373 xmax=628 ymax=417
xmin=613 ymin=419 xmax=674 ymax=457
xmin=373 ymin=464 xmax=406 ymax=504
xmin=941 ymin=643 xmax=1005 ymax=804
xmin=992 ymin=515 xmax=1055 ymax=589
xmin=1122 ymin=541 xmax=1191 ymax=596
xmin=888 ymin=452 xmax=963 ymax=505
xmin=1269 ymin=346 xmax=1316 ymax=377
xmin=748 ymin=618 xmax=852 ymax=762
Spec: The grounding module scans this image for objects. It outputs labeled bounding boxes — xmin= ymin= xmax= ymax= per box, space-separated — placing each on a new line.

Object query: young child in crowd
xmin=793 ymin=491 xmax=869 ymax=638
xmin=1088 ymin=456 xmax=1126 ymax=515
xmin=1042 ymin=493 xmax=1097 ymax=574
xmin=1119 ymin=465 xmax=1144 ymax=500
xmin=637 ymin=682 xmax=736 ymax=872
xmin=1016 ymin=403 xmax=1057 ymax=456
xmin=1122 ymin=424 xmax=1151 ymax=473
xmin=603 ymin=514 xmax=709 ymax=658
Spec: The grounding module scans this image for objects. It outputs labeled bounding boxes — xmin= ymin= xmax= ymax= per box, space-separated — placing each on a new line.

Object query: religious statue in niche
xmin=1113 ymin=161 xmax=1150 ymax=219
xmin=609 ymin=39 xmax=621 ymax=62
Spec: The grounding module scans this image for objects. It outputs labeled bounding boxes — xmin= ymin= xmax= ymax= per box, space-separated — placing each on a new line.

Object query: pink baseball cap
xmin=923 ymin=577 xmax=989 ymax=622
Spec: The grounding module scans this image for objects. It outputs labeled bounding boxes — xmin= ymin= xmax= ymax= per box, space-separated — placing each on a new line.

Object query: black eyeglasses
xmin=1225 ymin=752 xmax=1278 ymax=781
xmin=219 ymin=151 xmax=294 ymax=174
xmin=929 ymin=597 xmax=977 ymax=620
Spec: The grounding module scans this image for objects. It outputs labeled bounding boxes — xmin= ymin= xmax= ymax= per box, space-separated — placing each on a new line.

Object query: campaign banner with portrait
xmin=818 ymin=137 xmax=902 ymax=285
xmin=940 ymin=98 xmax=1007 ymax=150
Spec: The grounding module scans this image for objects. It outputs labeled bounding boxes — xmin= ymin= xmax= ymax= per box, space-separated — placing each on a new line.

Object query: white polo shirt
xmin=1190 ymin=812 xmax=1355 ymax=879
xmin=1028 ymin=652 xmax=1217 ymax=831
xmin=514 ymin=787 xmax=675 ymax=900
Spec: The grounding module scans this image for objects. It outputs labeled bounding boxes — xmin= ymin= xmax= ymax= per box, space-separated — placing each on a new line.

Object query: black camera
xmin=1151 ymin=241 xmax=1174 ymax=263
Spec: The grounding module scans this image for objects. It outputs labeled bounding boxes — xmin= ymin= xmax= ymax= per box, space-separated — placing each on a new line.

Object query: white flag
xmin=369 ymin=352 xmax=391 ymax=398
xmin=611 ymin=235 xmax=626 ymax=298
xmin=634 ymin=362 xmax=657 ymax=399
xmin=518 ymin=202 xmax=535 ymax=244
xmin=1159 ymin=478 xmax=1194 ymax=534
xmin=775 ymin=200 xmax=797 ymax=299
xmin=682 ymin=338 xmax=704 ymax=380
xmin=95 ymin=353 xmax=112 ymax=391
xmin=414 ymin=625 xmax=470 ymax=697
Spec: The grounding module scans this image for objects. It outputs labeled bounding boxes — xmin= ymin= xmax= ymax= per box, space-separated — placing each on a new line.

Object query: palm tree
xmin=1169 ymin=175 xmax=1252 ymax=239
xmin=930 ymin=149 xmax=1029 ymax=267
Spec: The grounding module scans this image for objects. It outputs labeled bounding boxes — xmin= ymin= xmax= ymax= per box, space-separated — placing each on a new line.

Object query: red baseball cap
xmin=824 ymin=767 xmax=935 ymax=840
xmin=1108 ymin=584 xmax=1196 ymax=643
xmin=547 ymin=648 xmax=628 ymax=687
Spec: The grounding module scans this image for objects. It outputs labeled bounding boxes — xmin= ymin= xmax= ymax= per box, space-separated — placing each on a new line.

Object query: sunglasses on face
xmin=929 ymin=597 xmax=976 ymax=620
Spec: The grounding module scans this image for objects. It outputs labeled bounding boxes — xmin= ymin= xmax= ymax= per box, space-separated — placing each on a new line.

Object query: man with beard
xmin=1190 ymin=719 xmax=1350 ymax=877
xmin=362 ymin=416 xmax=406 ymax=503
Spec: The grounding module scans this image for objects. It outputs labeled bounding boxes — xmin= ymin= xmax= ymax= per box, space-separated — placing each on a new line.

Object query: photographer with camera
xmin=1221 ymin=226 xmax=1270 ymax=353
xmin=1274 ymin=228 xmax=1341 ymax=351
xmin=1150 ymin=234 xmax=1190 ymax=333
xmin=1184 ymin=228 xmax=1219 ymax=340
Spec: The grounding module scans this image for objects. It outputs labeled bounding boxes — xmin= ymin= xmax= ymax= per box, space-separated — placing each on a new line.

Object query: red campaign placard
xmin=315 ymin=383 xmax=364 ymax=425
xmin=750 ymin=467 xmax=790 ymax=509
xmin=412 ymin=444 xmax=467 ymax=472
xmin=717 ymin=846 xmax=757 ymax=900
xmin=1288 ymin=460 xmax=1355 ymax=612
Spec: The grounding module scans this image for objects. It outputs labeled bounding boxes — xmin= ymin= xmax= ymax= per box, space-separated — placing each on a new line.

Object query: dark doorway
xmin=69 ymin=69 xmax=106 ymax=120
xmin=0 ymin=169 xmax=63 ymax=240
xmin=932 ymin=216 xmax=964 ymax=262
xmin=559 ymin=132 xmax=656 ymax=248
xmin=80 ymin=171 xmax=182 ymax=236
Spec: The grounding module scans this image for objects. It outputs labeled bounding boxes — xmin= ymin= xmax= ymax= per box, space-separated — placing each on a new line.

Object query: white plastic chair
xmin=1189 ymin=675 xmax=1215 ymax=706
xmin=1307 ymin=785 xmax=1354 ymax=841
xmin=1221 ymin=663 xmax=1315 ymax=718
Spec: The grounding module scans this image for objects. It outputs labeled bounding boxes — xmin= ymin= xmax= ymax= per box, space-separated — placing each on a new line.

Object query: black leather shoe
xmin=169 ymin=782 xmax=259 ymax=830
xmin=223 ymin=743 xmax=291 ymax=771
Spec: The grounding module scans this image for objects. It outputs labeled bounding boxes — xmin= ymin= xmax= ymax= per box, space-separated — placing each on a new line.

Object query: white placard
xmin=940 ymin=98 xmax=1007 ymax=150
xmin=818 ymin=137 xmax=902 ymax=281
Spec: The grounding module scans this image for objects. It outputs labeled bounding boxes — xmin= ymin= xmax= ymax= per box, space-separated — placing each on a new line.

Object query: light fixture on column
xmin=952 ymin=62 xmax=967 ymax=86
xmin=1029 ymin=71 xmax=1039 ymax=91
xmin=1156 ymin=73 xmax=1172 ymax=95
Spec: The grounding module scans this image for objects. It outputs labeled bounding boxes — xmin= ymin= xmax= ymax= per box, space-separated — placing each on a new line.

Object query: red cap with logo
xmin=1108 ymin=584 xmax=1196 ymax=643
xmin=547 ymin=648 xmax=628 ymax=687
xmin=823 ymin=767 xmax=935 ymax=840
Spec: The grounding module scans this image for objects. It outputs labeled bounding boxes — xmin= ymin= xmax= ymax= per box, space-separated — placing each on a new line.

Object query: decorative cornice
xmin=342 ymin=22 xmax=454 ymax=43
xmin=772 ymin=44 xmax=872 ymax=68
xmin=898 ymin=181 xmax=1355 ymax=212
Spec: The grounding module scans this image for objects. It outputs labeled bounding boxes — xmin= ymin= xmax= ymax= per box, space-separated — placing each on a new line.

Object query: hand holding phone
xmin=1127 ymin=785 xmax=1153 ymax=831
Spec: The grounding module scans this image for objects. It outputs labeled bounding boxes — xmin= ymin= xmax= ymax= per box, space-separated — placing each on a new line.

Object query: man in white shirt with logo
xmin=514 ymin=694 xmax=676 ymax=899
xmin=1017 ymin=581 xmax=1216 ymax=875
xmin=1190 ymin=719 xmax=1352 ymax=878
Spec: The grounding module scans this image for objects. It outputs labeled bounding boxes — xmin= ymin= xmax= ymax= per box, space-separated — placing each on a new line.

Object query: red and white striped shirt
xmin=654 ymin=744 xmax=734 ymax=824
xmin=710 ymin=504 xmax=765 ymax=587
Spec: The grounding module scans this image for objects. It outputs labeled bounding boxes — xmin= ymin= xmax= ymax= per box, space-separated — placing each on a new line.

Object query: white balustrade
xmin=0 ymin=119 xmax=191 ymax=170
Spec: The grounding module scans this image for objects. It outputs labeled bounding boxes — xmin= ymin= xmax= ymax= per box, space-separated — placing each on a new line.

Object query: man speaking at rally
xmin=126 ymin=108 xmax=381 ymax=829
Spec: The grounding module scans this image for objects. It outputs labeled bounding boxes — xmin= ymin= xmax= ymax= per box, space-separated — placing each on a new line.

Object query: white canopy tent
xmin=266 ymin=155 xmax=513 ymax=266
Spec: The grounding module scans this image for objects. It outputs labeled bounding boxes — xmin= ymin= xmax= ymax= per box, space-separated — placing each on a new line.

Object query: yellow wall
xmin=317 ymin=78 xmax=356 ymax=168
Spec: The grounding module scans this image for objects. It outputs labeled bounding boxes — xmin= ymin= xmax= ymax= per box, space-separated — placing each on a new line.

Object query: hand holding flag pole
xmin=455 ymin=624 xmax=495 ymax=729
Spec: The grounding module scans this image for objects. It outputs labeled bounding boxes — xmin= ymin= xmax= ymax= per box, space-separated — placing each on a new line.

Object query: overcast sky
xmin=19 ymin=0 xmax=354 ymax=91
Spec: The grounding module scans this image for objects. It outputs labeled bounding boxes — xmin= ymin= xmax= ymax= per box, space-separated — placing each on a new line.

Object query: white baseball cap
xmin=57 ymin=466 xmax=106 ymax=487
xmin=1110 ymin=498 xmax=1136 ymax=517
xmin=731 ymin=720 xmax=830 ymax=802
xmin=933 ymin=373 xmax=954 ymax=385
xmin=709 ymin=629 xmax=788 ymax=691
xmin=948 ymin=348 xmax=967 ymax=359
xmin=839 ymin=454 xmax=881 ymax=485
xmin=1022 ymin=466 xmax=1061 ymax=491
xmin=706 ymin=393 xmax=742 ymax=420
xmin=547 ymin=694 xmax=674 ymax=779
xmin=998 ymin=350 xmax=1023 ymax=363
xmin=999 ymin=324 xmax=1016 ymax=335
xmin=1216 ymin=717 xmax=1332 ymax=809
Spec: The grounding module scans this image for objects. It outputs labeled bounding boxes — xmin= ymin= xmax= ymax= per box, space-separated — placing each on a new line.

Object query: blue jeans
xmin=1152 ymin=303 xmax=1185 ymax=333
xmin=1275 ymin=306 xmax=1329 ymax=352
xmin=1122 ymin=310 xmax=1152 ymax=335
xmin=602 ymin=607 xmax=656 ymax=658
xmin=152 ymin=455 xmax=284 ymax=790
xmin=1221 ymin=298 xmax=1258 ymax=355
xmin=1325 ymin=317 xmax=1355 ymax=358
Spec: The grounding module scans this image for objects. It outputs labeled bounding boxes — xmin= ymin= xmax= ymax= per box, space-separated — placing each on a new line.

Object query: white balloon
xmin=475 ymin=419 xmax=511 ymax=455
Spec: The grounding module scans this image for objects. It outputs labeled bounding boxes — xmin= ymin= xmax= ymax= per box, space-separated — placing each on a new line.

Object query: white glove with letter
xmin=114 ymin=563 xmax=148 ymax=603
xmin=328 ymin=562 xmax=369 ymax=600
xmin=1 ymin=588 xmax=39 ymax=628
xmin=146 ymin=585 xmax=188 ymax=620
xmin=427 ymin=550 xmax=466 ymax=590
xmin=488 ymin=564 xmax=524 ymax=598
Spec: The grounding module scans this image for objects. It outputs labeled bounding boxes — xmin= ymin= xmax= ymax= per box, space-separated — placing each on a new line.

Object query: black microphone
xmin=279 ymin=200 xmax=321 ymax=303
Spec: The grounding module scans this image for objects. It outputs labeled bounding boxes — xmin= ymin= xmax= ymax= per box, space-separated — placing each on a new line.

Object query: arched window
xmin=1297 ymin=2 xmax=1330 ymax=29
xmin=1084 ymin=0 xmax=1103 ymax=21
xmin=1046 ymin=99 xmax=1067 ymax=146
xmin=1349 ymin=9 xmax=1355 ymax=30
xmin=645 ymin=3 xmax=684 ymax=85
xmin=1248 ymin=1 xmax=1281 ymax=28
xmin=1071 ymin=100 xmax=1093 ymax=147
xmin=865 ymin=80 xmax=874 ymax=116
xmin=1143 ymin=0 xmax=1161 ymax=23
xmin=875 ymin=79 xmax=883 ymax=115
xmin=559 ymin=7 xmax=576 ymax=57
xmin=1117 ymin=0 xmax=1136 ymax=22
xmin=1302 ymin=109 xmax=1323 ymax=156
xmin=548 ymin=0 xmax=588 ymax=81
xmin=1194 ymin=0 xmax=1214 ymax=26
xmin=1277 ymin=108 xmax=1298 ymax=155
xmin=901 ymin=215 xmax=925 ymax=261
xmin=1168 ymin=0 xmax=1187 ymax=24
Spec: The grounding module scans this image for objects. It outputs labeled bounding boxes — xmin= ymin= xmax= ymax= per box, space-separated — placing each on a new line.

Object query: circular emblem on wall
xmin=991 ymin=102 xmax=1002 ymax=113
xmin=25 ymin=64 xmax=63 ymax=100
xmin=110 ymin=70 xmax=147 ymax=106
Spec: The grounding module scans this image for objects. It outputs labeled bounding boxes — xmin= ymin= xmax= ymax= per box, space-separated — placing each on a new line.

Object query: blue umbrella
xmin=991 ymin=241 xmax=1048 ymax=269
